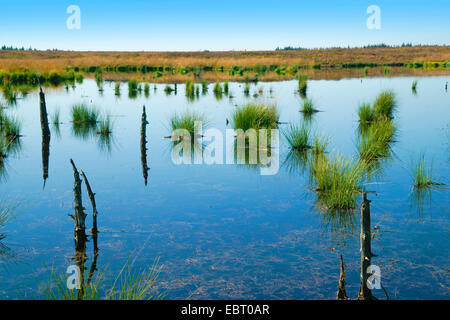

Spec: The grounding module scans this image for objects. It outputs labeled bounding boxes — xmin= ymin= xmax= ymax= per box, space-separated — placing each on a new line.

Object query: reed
xmin=97 ymin=115 xmax=112 ymax=135
xmin=213 ymin=82 xmax=222 ymax=94
xmin=185 ymin=80 xmax=195 ymax=98
xmin=411 ymin=153 xmax=437 ymax=188
xmin=311 ymin=134 xmax=329 ymax=155
xmin=1 ymin=114 xmax=21 ymax=139
xmin=358 ymin=102 xmax=374 ymax=123
xmin=357 ymin=119 xmax=396 ymax=163
xmin=232 ymin=104 xmax=279 ymax=132
xmin=164 ymin=85 xmax=175 ymax=94
xmin=114 ymin=82 xmax=120 ymax=96
xmin=128 ymin=79 xmax=139 ymax=93
xmin=373 ymin=90 xmax=396 ymax=119
xmin=51 ymin=108 xmax=60 ymax=125
xmin=412 ymin=80 xmax=418 ymax=93
xmin=298 ymin=75 xmax=308 ymax=96
xmin=243 ymin=82 xmax=250 ymax=96
xmin=300 ymin=98 xmax=318 ymax=114
xmin=224 ymin=82 xmax=229 ymax=95
xmin=201 ymin=80 xmax=208 ymax=93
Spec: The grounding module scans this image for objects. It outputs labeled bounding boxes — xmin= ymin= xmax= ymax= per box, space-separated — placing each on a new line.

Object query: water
xmin=0 ymin=76 xmax=449 ymax=299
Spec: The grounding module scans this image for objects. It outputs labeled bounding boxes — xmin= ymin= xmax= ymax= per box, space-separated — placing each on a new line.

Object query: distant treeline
xmin=1 ymin=45 xmax=59 ymax=51
xmin=275 ymin=43 xmax=438 ymax=51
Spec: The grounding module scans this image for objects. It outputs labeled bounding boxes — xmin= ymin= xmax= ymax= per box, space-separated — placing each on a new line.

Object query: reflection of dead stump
xmin=69 ymin=159 xmax=87 ymax=252
xmin=140 ymin=105 xmax=149 ymax=185
xmin=337 ymin=255 xmax=348 ymax=300
xmin=39 ymin=87 xmax=51 ymax=184
xmin=80 ymin=170 xmax=98 ymax=235
xmin=358 ymin=192 xmax=375 ymax=300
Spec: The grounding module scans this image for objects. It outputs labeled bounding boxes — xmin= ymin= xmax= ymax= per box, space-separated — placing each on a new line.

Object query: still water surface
xmin=0 ymin=76 xmax=449 ymax=299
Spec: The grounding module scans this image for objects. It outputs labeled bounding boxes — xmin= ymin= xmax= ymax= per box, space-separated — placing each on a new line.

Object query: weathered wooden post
xmin=358 ymin=192 xmax=375 ymax=300
xmin=69 ymin=159 xmax=87 ymax=252
xmin=140 ymin=105 xmax=149 ymax=185
xmin=39 ymin=87 xmax=50 ymax=185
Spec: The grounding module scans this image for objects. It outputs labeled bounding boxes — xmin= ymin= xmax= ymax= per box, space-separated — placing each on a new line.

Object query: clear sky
xmin=0 ymin=0 xmax=449 ymax=51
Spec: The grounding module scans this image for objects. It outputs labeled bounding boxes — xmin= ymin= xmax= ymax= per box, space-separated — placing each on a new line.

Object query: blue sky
xmin=0 ymin=0 xmax=449 ymax=51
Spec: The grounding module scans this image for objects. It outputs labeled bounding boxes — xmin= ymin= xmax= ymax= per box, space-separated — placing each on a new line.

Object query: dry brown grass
xmin=0 ymin=46 xmax=449 ymax=73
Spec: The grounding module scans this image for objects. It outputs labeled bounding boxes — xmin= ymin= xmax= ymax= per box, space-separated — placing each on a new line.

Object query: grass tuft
xmin=170 ymin=111 xmax=208 ymax=137
xmin=232 ymin=104 xmax=279 ymax=132
xmin=309 ymin=154 xmax=365 ymax=210
xmin=300 ymin=98 xmax=318 ymax=114
xmin=71 ymin=104 xmax=100 ymax=124
xmin=282 ymin=122 xmax=310 ymax=150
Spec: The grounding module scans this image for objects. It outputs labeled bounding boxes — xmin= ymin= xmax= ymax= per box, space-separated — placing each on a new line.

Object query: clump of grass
xmin=128 ymin=79 xmax=138 ymax=93
xmin=51 ymin=108 xmax=60 ymax=125
xmin=412 ymin=80 xmax=418 ymax=94
xmin=213 ymin=82 xmax=222 ymax=94
xmin=298 ymin=75 xmax=307 ymax=97
xmin=114 ymin=82 xmax=121 ymax=96
xmin=144 ymin=83 xmax=150 ymax=96
xmin=373 ymin=90 xmax=396 ymax=119
xmin=358 ymin=102 xmax=374 ymax=123
xmin=97 ymin=115 xmax=112 ymax=135
xmin=282 ymin=122 xmax=310 ymax=150
xmin=311 ymin=134 xmax=329 ymax=155
xmin=309 ymin=154 xmax=365 ymax=210
xmin=170 ymin=111 xmax=208 ymax=137
xmin=185 ymin=80 xmax=195 ymax=98
xmin=201 ymin=80 xmax=208 ymax=93
xmin=411 ymin=153 xmax=440 ymax=188
xmin=43 ymin=258 xmax=163 ymax=300
xmin=224 ymin=82 xmax=229 ymax=95
xmin=2 ymin=86 xmax=17 ymax=105
xmin=300 ymin=98 xmax=318 ymax=114
xmin=164 ymin=85 xmax=174 ymax=94
xmin=1 ymin=115 xmax=21 ymax=139
xmin=232 ymin=104 xmax=279 ymax=132
xmin=71 ymin=104 xmax=100 ymax=124
xmin=357 ymin=119 xmax=396 ymax=163
xmin=243 ymin=82 xmax=250 ymax=96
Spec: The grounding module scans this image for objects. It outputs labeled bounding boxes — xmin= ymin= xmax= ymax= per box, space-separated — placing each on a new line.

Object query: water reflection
xmin=39 ymin=88 xmax=51 ymax=185
xmin=0 ymin=203 xmax=18 ymax=265
xmin=336 ymin=193 xmax=386 ymax=300
xmin=140 ymin=106 xmax=149 ymax=186
xmin=69 ymin=160 xmax=99 ymax=299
